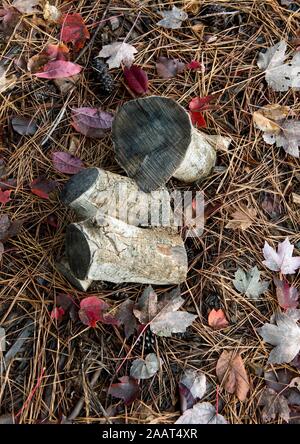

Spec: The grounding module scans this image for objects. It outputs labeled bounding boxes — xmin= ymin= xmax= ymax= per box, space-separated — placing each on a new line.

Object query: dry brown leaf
xmin=0 ymin=66 xmax=16 ymax=93
xmin=226 ymin=205 xmax=257 ymax=230
xmin=216 ymin=350 xmax=250 ymax=401
xmin=253 ymin=112 xmax=281 ymax=134
xmin=184 ymin=0 xmax=200 ymax=14
xmin=191 ymin=23 xmax=204 ymax=34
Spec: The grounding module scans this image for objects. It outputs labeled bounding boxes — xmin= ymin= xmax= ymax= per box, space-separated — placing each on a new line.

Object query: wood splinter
xmin=65 ymin=213 xmax=188 ymax=285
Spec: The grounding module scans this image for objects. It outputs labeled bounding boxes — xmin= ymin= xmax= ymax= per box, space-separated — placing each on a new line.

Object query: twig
xmin=67 ymin=367 xmax=111 ymax=423
xmin=1 ymin=320 xmax=34 ymax=375
xmin=41 ymin=88 xmax=74 ymax=147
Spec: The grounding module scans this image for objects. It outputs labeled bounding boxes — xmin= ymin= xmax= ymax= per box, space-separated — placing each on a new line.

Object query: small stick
xmin=67 ymin=368 xmax=111 ymax=423
xmin=41 ymin=88 xmax=74 ymax=147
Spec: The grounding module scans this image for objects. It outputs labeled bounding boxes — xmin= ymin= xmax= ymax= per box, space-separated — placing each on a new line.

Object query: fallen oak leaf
xmin=79 ymin=296 xmax=119 ymax=328
xmin=34 ymin=60 xmax=82 ymax=79
xmin=0 ymin=189 xmax=12 ymax=205
xmin=258 ymin=388 xmax=290 ymax=423
xmin=216 ymin=350 xmax=250 ymax=401
xmin=60 ymin=13 xmax=90 ymax=51
xmin=133 ymin=286 xmax=197 ymax=337
xmin=71 ymin=107 xmax=113 ymax=138
xmin=156 ymin=56 xmax=186 ymax=79
xmin=263 ymin=238 xmax=300 ymax=275
xmin=30 ymin=177 xmax=57 ymax=199
xmin=208 ymin=309 xmax=229 ymax=330
xmin=176 ymin=402 xmax=227 ymax=424
xmin=259 ymin=312 xmax=300 ymax=364
xmin=179 ymin=369 xmax=206 ymax=412
xmin=124 ymin=65 xmax=148 ymax=95
xmin=52 ymin=152 xmax=84 ymax=175
xmin=274 ymin=278 xmax=299 ymax=310
xmin=130 ymin=353 xmax=161 ymax=380
xmin=108 ymin=376 xmax=140 ymax=405
xmin=233 ymin=266 xmax=269 ymax=299
xmin=98 ymin=42 xmax=137 ymax=69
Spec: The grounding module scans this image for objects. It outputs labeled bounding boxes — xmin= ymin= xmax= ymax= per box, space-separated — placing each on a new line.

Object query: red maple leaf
xmin=79 ymin=296 xmax=119 ymax=328
xmin=0 ymin=189 xmax=12 ymax=205
xmin=60 ymin=13 xmax=90 ymax=51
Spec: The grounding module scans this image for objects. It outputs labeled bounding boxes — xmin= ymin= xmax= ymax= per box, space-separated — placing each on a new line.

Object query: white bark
xmin=173 ymin=128 xmax=231 ymax=182
xmin=66 ymin=214 xmax=188 ymax=285
xmin=62 ymin=167 xmax=172 ymax=225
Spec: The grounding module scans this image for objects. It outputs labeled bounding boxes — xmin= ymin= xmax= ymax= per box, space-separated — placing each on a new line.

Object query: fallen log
xmin=65 ymin=213 xmax=188 ymax=284
xmin=112 ymin=96 xmax=231 ymax=192
xmin=56 ymin=256 xmax=93 ymax=291
xmin=60 ymin=167 xmax=172 ymax=224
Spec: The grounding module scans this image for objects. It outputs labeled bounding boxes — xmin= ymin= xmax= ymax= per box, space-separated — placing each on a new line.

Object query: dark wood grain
xmin=112 ymin=96 xmax=191 ymax=192
xmin=60 ymin=167 xmax=99 ymax=205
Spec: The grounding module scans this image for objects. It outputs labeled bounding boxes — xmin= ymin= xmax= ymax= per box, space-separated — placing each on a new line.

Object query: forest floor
xmin=0 ymin=0 xmax=300 ymax=425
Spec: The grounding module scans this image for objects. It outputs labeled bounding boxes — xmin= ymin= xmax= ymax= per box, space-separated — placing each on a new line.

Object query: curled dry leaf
xmin=133 ymin=286 xmax=197 ymax=337
xmin=233 ymin=266 xmax=269 ymax=299
xmin=60 ymin=13 xmax=90 ymax=51
xmin=11 ymin=116 xmax=38 ymax=135
xmin=156 ymin=57 xmax=186 ymax=79
xmin=79 ymin=296 xmax=119 ymax=328
xmin=263 ymin=238 xmax=300 ymax=275
xmin=71 ymin=107 xmax=113 ymax=138
xmin=108 ymin=376 xmax=140 ymax=405
xmin=179 ymin=369 xmax=206 ymax=412
xmin=259 ymin=312 xmax=300 ymax=364
xmin=0 ymin=66 xmax=17 ymax=93
xmin=216 ymin=351 xmax=250 ymax=401
xmin=116 ymin=300 xmax=138 ymax=339
xmin=257 ymin=41 xmax=300 ymax=92
xmin=30 ymin=177 xmax=57 ymax=199
xmin=176 ymin=402 xmax=227 ymax=424
xmin=130 ymin=353 xmax=161 ymax=380
xmin=226 ymin=205 xmax=257 ymax=230
xmin=188 ymin=95 xmax=214 ymax=128
xmin=157 ymin=6 xmax=188 ymax=30
xmin=274 ymin=278 xmax=299 ymax=310
xmin=34 ymin=60 xmax=82 ymax=79
xmin=98 ymin=42 xmax=137 ymax=69
xmin=208 ymin=309 xmax=229 ymax=330
xmin=52 ymin=152 xmax=84 ymax=175
xmin=124 ymin=65 xmax=148 ymax=95
xmin=259 ymin=388 xmax=290 ymax=423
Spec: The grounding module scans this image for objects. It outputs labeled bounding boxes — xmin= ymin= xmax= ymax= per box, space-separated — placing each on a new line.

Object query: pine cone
xmin=135 ymin=328 xmax=155 ymax=353
xmin=92 ymin=58 xmax=114 ymax=95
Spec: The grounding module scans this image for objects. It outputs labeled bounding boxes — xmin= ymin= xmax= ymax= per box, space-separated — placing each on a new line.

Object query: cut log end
xmin=60 ymin=167 xmax=99 ymax=206
xmin=66 ymin=225 xmax=91 ymax=280
xmin=56 ymin=257 xmax=93 ymax=291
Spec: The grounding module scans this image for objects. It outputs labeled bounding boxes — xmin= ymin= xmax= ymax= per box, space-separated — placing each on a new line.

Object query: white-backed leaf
xmin=233 ymin=266 xmax=269 ymax=299
xmin=130 ymin=353 xmax=161 ymax=379
xmin=98 ymin=42 xmax=137 ymax=69
xmin=175 ymin=402 xmax=228 ymax=424
xmin=157 ymin=6 xmax=188 ymax=30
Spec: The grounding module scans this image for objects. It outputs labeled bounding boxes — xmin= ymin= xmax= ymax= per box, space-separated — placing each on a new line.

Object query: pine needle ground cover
xmin=0 ymin=0 xmax=300 ymax=424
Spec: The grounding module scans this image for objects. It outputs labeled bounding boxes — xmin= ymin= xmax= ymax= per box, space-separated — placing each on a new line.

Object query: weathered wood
xmin=56 ymin=256 xmax=93 ymax=291
xmin=112 ymin=96 xmax=191 ymax=192
xmin=112 ymin=96 xmax=230 ymax=191
xmin=65 ymin=214 xmax=188 ymax=284
xmin=60 ymin=167 xmax=172 ymax=224
xmin=173 ymin=129 xmax=231 ymax=182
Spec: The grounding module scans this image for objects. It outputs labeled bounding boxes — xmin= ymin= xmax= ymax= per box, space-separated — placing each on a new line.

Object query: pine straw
xmin=0 ymin=0 xmax=300 ymax=425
